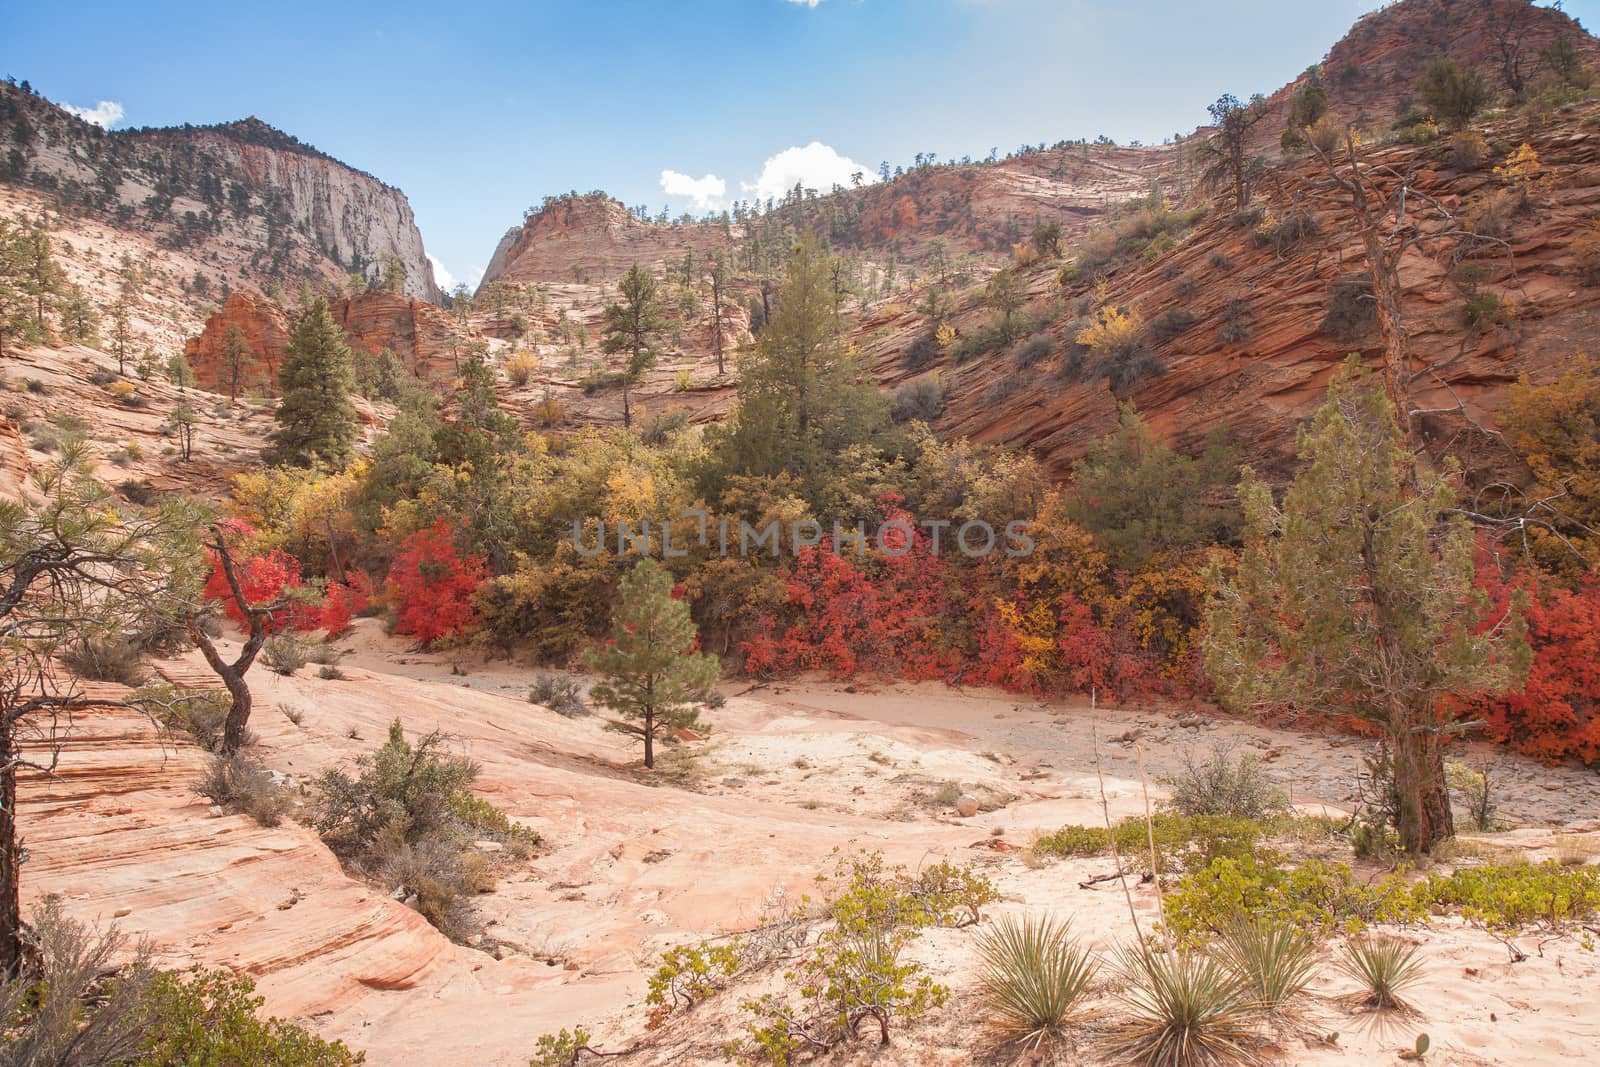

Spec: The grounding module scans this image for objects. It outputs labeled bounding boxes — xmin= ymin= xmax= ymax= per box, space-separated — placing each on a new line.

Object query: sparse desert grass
xmin=194 ymin=753 xmax=292 ymax=827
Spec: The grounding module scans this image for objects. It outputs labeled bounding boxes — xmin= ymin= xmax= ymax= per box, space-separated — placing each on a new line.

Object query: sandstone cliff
xmin=862 ymin=103 xmax=1600 ymax=483
xmin=186 ymin=289 xmax=478 ymax=393
xmin=0 ymin=81 xmax=440 ymax=303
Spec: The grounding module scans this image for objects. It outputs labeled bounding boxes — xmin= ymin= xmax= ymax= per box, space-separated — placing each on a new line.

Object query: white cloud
xmin=740 ymin=142 xmax=876 ymax=203
xmin=786 ymin=0 xmax=823 ymax=7
xmin=62 ymin=100 xmax=124 ymax=129
xmin=659 ymin=169 xmax=727 ymax=212
xmin=427 ymin=253 xmax=481 ymax=293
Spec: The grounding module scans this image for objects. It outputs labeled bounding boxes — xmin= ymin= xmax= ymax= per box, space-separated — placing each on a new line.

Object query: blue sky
xmin=5 ymin=0 xmax=1595 ymax=290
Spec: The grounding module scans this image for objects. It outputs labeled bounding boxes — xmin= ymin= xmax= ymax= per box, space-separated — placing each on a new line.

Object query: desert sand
xmin=19 ymin=619 xmax=1600 ymax=1066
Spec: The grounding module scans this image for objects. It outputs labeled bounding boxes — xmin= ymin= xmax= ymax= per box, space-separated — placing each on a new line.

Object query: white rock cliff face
xmin=0 ymin=85 xmax=439 ymax=303
xmin=176 ymin=130 xmax=440 ymax=303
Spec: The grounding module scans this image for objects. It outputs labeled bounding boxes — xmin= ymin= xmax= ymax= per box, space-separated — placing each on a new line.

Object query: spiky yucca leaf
xmin=1337 ymin=935 xmax=1422 ymax=1012
xmin=976 ymin=914 xmax=1098 ymax=1049
xmin=1215 ymin=914 xmax=1318 ymax=1014
xmin=1104 ymin=944 xmax=1260 ymax=1067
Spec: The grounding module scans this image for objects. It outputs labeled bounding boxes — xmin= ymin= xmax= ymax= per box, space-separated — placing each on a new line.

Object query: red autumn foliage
xmin=386 ymin=520 xmax=488 ymax=648
xmin=744 ymin=500 xmax=964 ymax=680
xmin=203 ymin=545 xmax=314 ymax=633
xmin=1472 ymin=563 xmax=1600 ymax=763
xmin=316 ymin=571 xmax=374 ymax=637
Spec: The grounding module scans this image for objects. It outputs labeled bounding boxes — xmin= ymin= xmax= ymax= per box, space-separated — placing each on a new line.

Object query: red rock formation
xmin=1294 ymin=0 xmax=1600 ymax=131
xmin=483 ymin=195 xmax=736 ymax=287
xmin=863 ymin=104 xmax=1600 ymax=484
xmin=328 ymin=290 xmax=478 ymax=381
xmin=186 ymin=290 xmax=477 ymax=393
xmin=183 ymin=291 xmax=293 ymax=396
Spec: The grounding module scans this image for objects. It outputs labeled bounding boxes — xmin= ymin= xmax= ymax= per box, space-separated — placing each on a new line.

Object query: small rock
xmin=473 ymin=840 xmax=505 ymax=853
xmin=207 ymin=804 xmax=224 ymax=817
xmin=113 ymin=907 xmax=133 ymax=918
xmin=955 ymin=794 xmax=980 ymax=818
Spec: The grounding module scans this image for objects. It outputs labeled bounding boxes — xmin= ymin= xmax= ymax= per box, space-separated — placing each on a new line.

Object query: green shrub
xmin=1012 ymin=330 xmax=1054 ymax=370
xmin=59 ymin=635 xmax=146 ymax=686
xmin=314 ymin=719 xmax=535 ymax=857
xmin=312 ymin=720 xmax=536 ymax=941
xmin=529 ymin=671 xmax=588 ymax=716
xmin=1253 ymin=208 xmax=1319 ymax=255
xmin=264 ymin=633 xmax=310 ymax=676
xmin=528 ymin=1027 xmax=594 ymax=1067
xmin=1444 ymin=761 xmax=1496 ymax=831
xmin=902 ymin=331 xmax=941 ymax=371
xmin=1424 ymin=861 xmax=1600 ymax=944
xmin=976 ymin=914 xmax=1098 ymax=1050
xmin=0 ymin=900 xmax=361 ymax=1066
xmin=1033 ymin=814 xmax=1269 ymax=875
xmin=950 ymin=322 xmax=1006 ymax=364
xmin=892 ymin=376 xmax=945 ymax=424
xmin=1160 ymin=746 xmax=1288 ymax=820
xmin=646 ymin=940 xmax=744 ymax=1027
xmin=0 ymin=897 xmax=156 ymax=1065
xmin=1217 ymin=299 xmax=1256 ymax=346
xmin=737 ymin=852 xmax=989 ymax=1062
xmin=140 ymin=968 xmax=364 ymax=1065
xmin=1149 ymin=308 xmax=1198 ymax=342
xmin=985 ymin=375 xmax=1023 ymax=404
xmin=1321 ymin=272 xmax=1377 ymax=341
xmin=1162 ymin=856 xmax=1428 ymax=945
xmin=136 ymin=684 xmax=236 ymax=753
xmin=1462 ymin=290 xmax=1513 ymax=330
xmin=1418 ymin=57 xmax=1490 ymax=129
xmin=579 ymin=368 xmax=622 ymax=395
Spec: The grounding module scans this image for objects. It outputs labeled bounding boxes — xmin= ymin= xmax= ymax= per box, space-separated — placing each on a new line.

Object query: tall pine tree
xmin=713 ymin=235 xmax=887 ymax=507
xmin=600 ymin=263 xmax=664 ymax=428
xmin=586 ymin=558 xmax=719 ymax=769
xmin=269 ymin=296 xmax=357 ymax=467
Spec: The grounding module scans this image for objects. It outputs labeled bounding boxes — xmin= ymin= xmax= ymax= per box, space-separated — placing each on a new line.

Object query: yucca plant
xmin=1215 ymin=914 xmax=1318 ymax=1015
xmin=1337 ymin=935 xmax=1422 ymax=1012
xmin=1104 ymin=944 xmax=1260 ymax=1067
xmin=976 ymin=914 xmax=1098 ymax=1049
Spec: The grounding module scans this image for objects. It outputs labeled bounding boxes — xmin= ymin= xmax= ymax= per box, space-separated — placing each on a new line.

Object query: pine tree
xmin=269 ymin=296 xmax=358 ymax=467
xmin=379 ymin=254 xmax=407 ymax=293
xmin=1196 ymin=93 xmax=1267 ymax=210
xmin=600 ymin=263 xmax=665 ymax=428
xmin=58 ymin=284 xmax=99 ymax=344
xmin=707 ymin=251 xmax=729 ymax=377
xmin=220 ymin=323 xmax=257 ymax=400
xmin=109 ymin=298 xmax=132 ymax=374
xmin=984 ymin=268 xmax=1025 ymax=342
xmin=586 ymin=558 xmax=719 ymax=769
xmin=713 ymin=236 xmax=887 ymax=506
xmin=0 ymin=221 xmax=33 ymax=358
xmin=1203 ymin=363 xmax=1528 ymax=854
xmin=17 ymin=222 xmax=64 ymax=334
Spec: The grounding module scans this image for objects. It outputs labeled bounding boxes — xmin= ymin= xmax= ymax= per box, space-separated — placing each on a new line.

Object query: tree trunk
xmin=0 ymin=720 xmax=20 ymax=976
xmin=1391 ymin=706 xmax=1454 ymax=854
xmin=643 ymin=707 xmax=655 ymax=769
xmin=622 ymin=376 xmax=633 ymax=429
xmin=220 ymin=668 xmax=253 ymax=756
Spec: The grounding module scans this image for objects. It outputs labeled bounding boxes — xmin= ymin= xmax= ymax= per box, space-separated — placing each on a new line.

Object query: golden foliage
xmin=1075 ymin=306 xmax=1143 ymax=354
